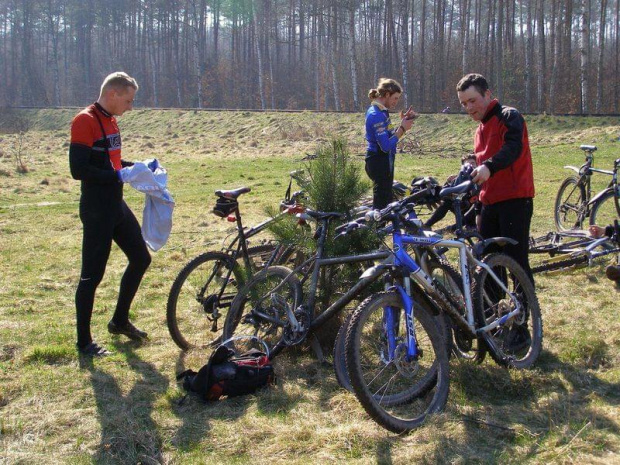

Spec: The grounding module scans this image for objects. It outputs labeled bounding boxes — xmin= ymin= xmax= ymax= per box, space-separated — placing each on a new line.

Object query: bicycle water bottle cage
xmin=213 ymin=196 xmax=239 ymax=218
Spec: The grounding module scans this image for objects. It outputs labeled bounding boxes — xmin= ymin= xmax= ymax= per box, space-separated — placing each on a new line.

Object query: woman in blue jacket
xmin=365 ymin=78 xmax=416 ymax=209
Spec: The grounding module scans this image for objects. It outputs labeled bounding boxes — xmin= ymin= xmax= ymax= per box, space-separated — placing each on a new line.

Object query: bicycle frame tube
xmin=309 ymin=254 xmax=391 ymax=329
xmin=394 ymin=230 xmax=477 ymax=328
xmin=395 ymin=227 xmax=525 ymax=336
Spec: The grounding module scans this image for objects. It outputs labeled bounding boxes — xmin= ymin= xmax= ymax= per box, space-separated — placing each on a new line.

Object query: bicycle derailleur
xmin=282 ymin=305 xmax=311 ymax=346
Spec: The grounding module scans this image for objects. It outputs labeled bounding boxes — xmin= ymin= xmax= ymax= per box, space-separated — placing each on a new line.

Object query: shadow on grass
xmin=421 ymin=349 xmax=620 ymax=462
xmin=80 ymin=341 xmax=169 ymax=464
xmin=168 ymin=348 xmax=303 ymax=451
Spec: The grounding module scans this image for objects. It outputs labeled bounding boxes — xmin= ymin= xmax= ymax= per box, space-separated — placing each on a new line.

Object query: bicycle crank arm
xmin=478 ymin=330 xmax=513 ymax=367
xmin=249 ymin=309 xmax=286 ymax=327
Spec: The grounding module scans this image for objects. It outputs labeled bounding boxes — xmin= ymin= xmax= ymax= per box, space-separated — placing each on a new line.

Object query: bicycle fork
xmin=384 ymin=277 xmax=420 ymax=362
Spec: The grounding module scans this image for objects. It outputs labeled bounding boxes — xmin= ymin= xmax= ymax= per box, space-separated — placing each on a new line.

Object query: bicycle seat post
xmin=233 ymin=206 xmax=253 ymax=269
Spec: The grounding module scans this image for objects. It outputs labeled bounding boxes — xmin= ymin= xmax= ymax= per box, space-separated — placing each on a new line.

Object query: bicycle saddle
xmin=214 ymin=187 xmax=251 ymax=199
xmin=579 ymin=145 xmax=597 ymax=152
xmin=439 ymin=180 xmax=476 ymax=198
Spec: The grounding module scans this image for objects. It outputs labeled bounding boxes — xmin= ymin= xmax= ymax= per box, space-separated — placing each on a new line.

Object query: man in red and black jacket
xmin=69 ymin=72 xmax=151 ymax=357
xmin=457 ymin=73 xmax=535 ymax=282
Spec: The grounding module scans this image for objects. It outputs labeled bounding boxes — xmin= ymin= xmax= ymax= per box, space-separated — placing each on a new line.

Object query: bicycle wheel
xmin=473 ymin=253 xmax=543 ymax=369
xmin=167 ymin=252 xmax=241 ymax=351
xmin=223 ymin=265 xmax=302 ymax=358
xmin=345 ymin=291 xmax=450 ymax=433
xmin=531 ymin=254 xmax=589 ymax=274
xmin=589 ymin=190 xmax=620 ymax=228
xmin=246 ymin=243 xmax=278 ymax=269
xmin=426 ymin=259 xmax=486 ymax=363
xmin=554 ymin=176 xmax=586 ymax=231
xmin=333 ymin=311 xmax=354 ymax=392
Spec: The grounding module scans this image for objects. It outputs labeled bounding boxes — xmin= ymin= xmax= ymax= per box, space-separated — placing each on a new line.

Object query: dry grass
xmin=0 ymin=109 xmax=619 ymax=463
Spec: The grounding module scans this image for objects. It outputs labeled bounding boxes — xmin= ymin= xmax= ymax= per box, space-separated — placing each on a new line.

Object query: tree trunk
xmin=548 ymin=0 xmax=561 ymax=114
xmin=329 ymin=4 xmax=340 ymax=111
xmin=580 ymin=0 xmax=590 ymax=114
xmin=398 ymin=0 xmax=410 ymax=107
xmin=537 ymin=0 xmax=546 ymax=112
xmin=496 ymin=0 xmax=504 ymax=100
xmin=596 ymin=0 xmax=608 ymax=113
xmin=347 ymin=3 xmax=359 ymax=110
xmin=524 ymin=0 xmax=533 ymax=113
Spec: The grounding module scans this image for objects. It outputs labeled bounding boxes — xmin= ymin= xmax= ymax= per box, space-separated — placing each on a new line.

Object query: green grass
xmin=0 ymin=109 xmax=619 ymax=463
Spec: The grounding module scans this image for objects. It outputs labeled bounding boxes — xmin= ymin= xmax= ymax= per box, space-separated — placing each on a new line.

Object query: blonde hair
xmin=368 ymin=78 xmax=403 ymax=100
xmin=100 ymin=72 xmax=139 ymax=96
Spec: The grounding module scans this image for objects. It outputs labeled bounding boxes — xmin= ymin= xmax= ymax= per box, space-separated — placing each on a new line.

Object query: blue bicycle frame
xmin=379 ymin=215 xmax=524 ymax=364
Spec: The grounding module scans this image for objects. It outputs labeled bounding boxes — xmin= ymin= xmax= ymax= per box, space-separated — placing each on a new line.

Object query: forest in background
xmin=1 ymin=0 xmax=619 ymax=114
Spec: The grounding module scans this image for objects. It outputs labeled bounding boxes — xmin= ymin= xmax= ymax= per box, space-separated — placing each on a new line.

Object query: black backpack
xmin=177 ymin=345 xmax=275 ymax=401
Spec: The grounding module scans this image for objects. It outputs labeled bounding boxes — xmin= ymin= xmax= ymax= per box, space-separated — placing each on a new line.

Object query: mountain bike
xmin=342 ymin=181 xmax=542 ymax=432
xmin=554 ymin=145 xmax=620 ymax=231
xmin=222 ymin=192 xmax=450 ymax=434
xmin=529 ymin=222 xmax=620 ymax=274
xmin=220 ymin=207 xmax=396 ymax=358
xmin=166 ymin=177 xmax=305 ymax=351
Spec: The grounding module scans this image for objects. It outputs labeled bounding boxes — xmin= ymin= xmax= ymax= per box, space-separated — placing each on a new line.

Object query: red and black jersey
xmin=474 ymin=99 xmax=535 ymax=205
xmin=69 ymin=103 xmax=123 ymax=184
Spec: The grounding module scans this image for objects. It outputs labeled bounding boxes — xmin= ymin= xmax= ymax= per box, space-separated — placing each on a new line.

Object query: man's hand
xmin=471 ymin=165 xmax=490 ymax=185
xmin=589 ymin=225 xmax=605 ymax=238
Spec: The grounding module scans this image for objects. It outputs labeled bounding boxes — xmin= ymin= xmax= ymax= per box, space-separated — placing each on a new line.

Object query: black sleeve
xmin=69 ymin=143 xmax=119 ymax=184
xmin=483 ymin=109 xmax=524 ymax=175
xmin=121 ymin=160 xmax=134 ymax=167
xmin=605 ymin=225 xmax=614 ymax=238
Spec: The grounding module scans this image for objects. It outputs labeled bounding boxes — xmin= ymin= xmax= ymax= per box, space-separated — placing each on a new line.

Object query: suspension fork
xmin=383 ymin=277 xmax=419 ymax=361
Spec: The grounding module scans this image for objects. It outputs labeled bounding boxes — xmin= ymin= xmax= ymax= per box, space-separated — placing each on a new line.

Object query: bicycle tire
xmin=531 ymin=254 xmax=589 ymax=273
xmin=166 ymin=251 xmax=241 ymax=351
xmin=345 ymin=291 xmax=450 ymax=433
xmin=222 ymin=265 xmax=302 ymax=358
xmin=426 ymin=258 xmax=486 ymax=364
xmin=473 ymin=254 xmax=543 ymax=369
xmin=333 ymin=311 xmax=354 ymax=392
xmin=246 ymin=243 xmax=279 ymax=269
xmin=589 ymin=190 xmax=620 ymax=228
xmin=331 ymin=261 xmax=380 ymax=393
xmin=554 ymin=176 xmax=587 ymax=231
xmin=166 ymin=244 xmax=277 ymax=351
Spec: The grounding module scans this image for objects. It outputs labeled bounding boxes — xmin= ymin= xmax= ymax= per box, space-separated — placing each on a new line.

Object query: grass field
xmin=1 ymin=109 xmax=619 ymax=464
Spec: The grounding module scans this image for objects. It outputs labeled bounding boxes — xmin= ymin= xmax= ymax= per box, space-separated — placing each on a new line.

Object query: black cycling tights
xmin=75 ymin=201 xmax=151 ymax=347
xmin=479 ymin=197 xmax=534 ymax=284
xmin=365 ymin=154 xmax=394 ymax=210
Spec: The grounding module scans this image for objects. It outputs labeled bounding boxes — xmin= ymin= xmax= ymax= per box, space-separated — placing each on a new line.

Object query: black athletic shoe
xmin=107 ymin=320 xmax=148 ymax=341
xmin=606 ymin=265 xmax=620 ymax=282
xmin=77 ymin=342 xmax=112 ymax=357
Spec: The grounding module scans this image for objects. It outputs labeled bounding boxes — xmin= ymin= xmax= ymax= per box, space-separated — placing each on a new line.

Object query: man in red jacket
xmin=69 ymin=72 xmax=151 ymax=356
xmin=457 ymin=73 xmax=535 ymax=281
